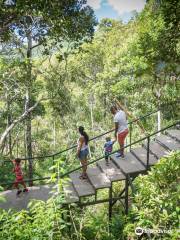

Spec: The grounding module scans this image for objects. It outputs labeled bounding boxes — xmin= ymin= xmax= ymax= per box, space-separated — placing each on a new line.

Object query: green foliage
xmin=0 ymin=0 xmax=97 ymax=163
xmin=0 ymin=0 xmax=97 ymax=45
xmin=1 ymin=5 xmax=179 ymax=184
xmin=68 ymin=204 xmax=126 ymax=240
xmin=124 ymin=151 xmax=180 ymax=239
xmin=0 ymin=2 xmax=179 ymax=239
xmin=0 ymin=186 xmax=5 ymax=203
xmin=0 ymin=196 xmax=70 ymax=240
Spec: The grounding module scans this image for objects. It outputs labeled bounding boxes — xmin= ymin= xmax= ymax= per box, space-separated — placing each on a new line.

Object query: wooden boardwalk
xmin=64 ymin=129 xmax=180 ymax=204
xmin=0 ymin=185 xmax=54 ymax=211
xmin=0 ymin=129 xmax=179 ymax=211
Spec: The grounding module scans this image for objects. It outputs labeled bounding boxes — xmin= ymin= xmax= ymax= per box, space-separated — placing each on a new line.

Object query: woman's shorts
xmin=79 ymin=148 xmax=89 ymax=160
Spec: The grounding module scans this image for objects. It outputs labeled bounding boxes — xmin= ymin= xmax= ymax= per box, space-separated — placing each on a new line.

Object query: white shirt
xmin=114 ymin=110 xmax=128 ymax=133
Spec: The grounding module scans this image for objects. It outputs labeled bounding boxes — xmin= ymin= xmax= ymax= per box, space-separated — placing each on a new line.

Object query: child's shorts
xmin=14 ymin=176 xmax=24 ymax=187
xmin=105 ymin=152 xmax=110 ymax=161
xmin=15 ymin=176 xmax=23 ymax=183
xmin=79 ymin=148 xmax=89 ymax=160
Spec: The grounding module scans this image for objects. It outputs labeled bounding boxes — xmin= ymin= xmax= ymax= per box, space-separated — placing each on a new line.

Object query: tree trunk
xmin=25 ymin=107 xmax=33 ymax=185
xmin=26 ymin=29 xmax=33 ymax=186
xmin=53 ymin=121 xmax=56 ymax=152
xmin=104 ymin=94 xmax=107 ymax=118
xmin=7 ymin=99 xmax=13 ymax=158
xmin=0 ymin=100 xmax=40 ymax=149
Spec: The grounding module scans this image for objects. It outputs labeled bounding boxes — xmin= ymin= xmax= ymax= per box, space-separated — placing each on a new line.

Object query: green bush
xmin=0 ymin=151 xmax=179 ymax=240
xmin=0 ymin=186 xmax=5 ymax=203
xmin=124 ymin=151 xmax=180 ymax=240
xmin=0 ymin=196 xmax=69 ymax=240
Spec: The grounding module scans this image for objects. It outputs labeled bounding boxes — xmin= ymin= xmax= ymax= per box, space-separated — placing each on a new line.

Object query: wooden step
xmin=69 ymin=172 xmax=95 ymax=197
xmin=64 ymin=181 xmax=79 ymax=203
xmin=97 ymin=160 xmax=125 ymax=182
xmin=144 ymin=141 xmax=169 ymax=159
xmin=87 ymin=166 xmax=111 ymax=189
xmin=156 ymin=135 xmax=180 ymax=151
xmin=165 ymin=129 xmax=180 ymax=142
xmin=131 ymin=147 xmax=157 ymax=166
xmin=111 ymin=152 xmax=146 ymax=175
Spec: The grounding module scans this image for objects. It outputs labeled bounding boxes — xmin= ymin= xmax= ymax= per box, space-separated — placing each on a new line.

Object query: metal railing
xmin=60 ymin=121 xmax=179 ymax=177
xmin=3 ymin=100 xmax=178 ymax=164
xmin=1 ymin=121 xmax=179 ymax=187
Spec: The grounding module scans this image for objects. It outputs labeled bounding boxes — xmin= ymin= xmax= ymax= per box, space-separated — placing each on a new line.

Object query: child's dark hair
xmin=14 ymin=158 xmax=21 ymax=164
xmin=79 ymin=126 xmax=89 ymax=145
xmin=106 ymin=137 xmax=111 ymax=142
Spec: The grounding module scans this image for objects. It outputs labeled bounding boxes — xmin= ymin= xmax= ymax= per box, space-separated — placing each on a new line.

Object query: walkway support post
xmin=125 ymin=177 xmax=129 ymax=215
xmin=52 ymin=155 xmax=55 ymax=173
xmin=109 ymin=185 xmax=113 ymax=221
xmin=129 ymin=122 xmax=132 ymax=151
xmin=147 ymin=136 xmax=150 ymax=170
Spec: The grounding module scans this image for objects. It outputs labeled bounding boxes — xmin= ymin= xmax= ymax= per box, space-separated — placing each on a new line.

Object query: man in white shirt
xmin=110 ymin=105 xmax=129 ymax=158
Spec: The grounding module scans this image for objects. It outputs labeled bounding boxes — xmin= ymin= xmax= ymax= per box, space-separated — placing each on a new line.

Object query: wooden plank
xmin=87 ymin=166 xmax=111 ymax=189
xmin=70 ymin=172 xmax=95 ymax=197
xmin=165 ymin=129 xmax=180 ymax=142
xmin=111 ymin=152 xmax=146 ymax=174
xmin=64 ymin=181 xmax=79 ymax=203
xmin=97 ymin=160 xmax=125 ymax=182
xmin=156 ymin=135 xmax=180 ymax=151
xmin=131 ymin=147 xmax=157 ymax=166
xmin=144 ymin=142 xmax=169 ymax=159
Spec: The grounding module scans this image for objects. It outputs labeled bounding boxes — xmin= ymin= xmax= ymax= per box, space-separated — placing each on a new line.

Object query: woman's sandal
xmin=79 ymin=174 xmax=88 ymax=180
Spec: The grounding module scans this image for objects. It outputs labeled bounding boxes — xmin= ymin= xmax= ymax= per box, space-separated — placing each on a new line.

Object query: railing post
xmin=129 ymin=122 xmax=132 ymax=151
xmin=157 ymin=110 xmax=161 ymax=136
xmin=57 ymin=158 xmax=60 ymax=193
xmin=147 ymin=136 xmax=150 ymax=170
xmin=52 ymin=155 xmax=55 ymax=173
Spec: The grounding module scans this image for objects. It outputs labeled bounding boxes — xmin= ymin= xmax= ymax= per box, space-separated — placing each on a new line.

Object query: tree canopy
xmin=0 ymin=0 xmax=179 ymax=239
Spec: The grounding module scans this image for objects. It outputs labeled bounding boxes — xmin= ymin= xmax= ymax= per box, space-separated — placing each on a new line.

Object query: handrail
xmin=3 ymin=100 xmax=179 ymax=163
xmin=60 ymin=121 xmax=179 ymax=178
xmin=1 ymin=121 xmax=179 ymax=186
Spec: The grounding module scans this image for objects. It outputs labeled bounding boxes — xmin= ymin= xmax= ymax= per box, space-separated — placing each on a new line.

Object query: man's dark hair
xmin=79 ymin=126 xmax=89 ymax=145
xmin=110 ymin=105 xmax=118 ymax=111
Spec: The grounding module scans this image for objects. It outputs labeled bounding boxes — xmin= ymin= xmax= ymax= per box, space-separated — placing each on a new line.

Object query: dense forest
xmin=0 ymin=0 xmax=179 ymax=239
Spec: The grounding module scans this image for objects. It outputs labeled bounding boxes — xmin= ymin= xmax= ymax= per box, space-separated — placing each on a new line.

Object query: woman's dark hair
xmin=79 ymin=126 xmax=89 ymax=145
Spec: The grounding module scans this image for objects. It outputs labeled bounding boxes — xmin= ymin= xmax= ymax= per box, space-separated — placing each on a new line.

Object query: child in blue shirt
xmin=104 ymin=137 xmax=116 ymax=165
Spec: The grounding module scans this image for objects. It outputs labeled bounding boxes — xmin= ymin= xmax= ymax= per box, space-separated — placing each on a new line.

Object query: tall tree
xmin=0 ymin=0 xmax=97 ymax=184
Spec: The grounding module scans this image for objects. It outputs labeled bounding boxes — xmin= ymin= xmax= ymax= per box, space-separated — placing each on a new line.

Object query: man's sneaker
xmin=16 ymin=190 xmax=22 ymax=196
xmin=115 ymin=152 xmax=125 ymax=158
xmin=23 ymin=188 xmax=29 ymax=193
xmin=115 ymin=152 xmax=121 ymax=158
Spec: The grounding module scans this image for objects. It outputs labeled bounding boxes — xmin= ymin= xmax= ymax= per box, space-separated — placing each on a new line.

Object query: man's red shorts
xmin=118 ymin=129 xmax=129 ymax=145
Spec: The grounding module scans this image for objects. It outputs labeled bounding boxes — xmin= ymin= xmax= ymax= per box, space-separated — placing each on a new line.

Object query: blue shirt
xmin=104 ymin=141 xmax=114 ymax=153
